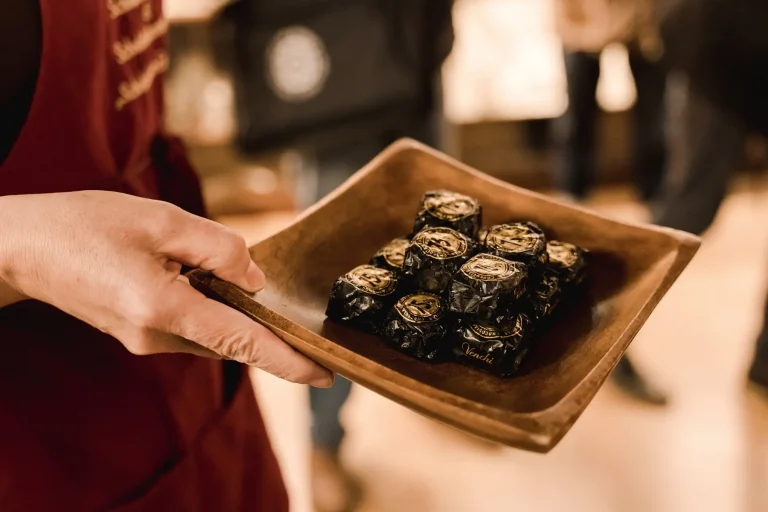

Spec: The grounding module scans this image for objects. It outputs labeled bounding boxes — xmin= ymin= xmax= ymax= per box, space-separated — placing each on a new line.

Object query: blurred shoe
xmin=311 ymin=446 xmax=362 ymax=512
xmin=748 ymin=357 xmax=768 ymax=395
xmin=611 ymin=356 xmax=668 ymax=406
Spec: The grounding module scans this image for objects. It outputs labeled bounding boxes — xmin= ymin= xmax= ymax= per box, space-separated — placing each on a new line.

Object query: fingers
xmin=155 ymin=210 xmax=265 ymax=293
xmin=158 ymin=280 xmax=334 ymax=387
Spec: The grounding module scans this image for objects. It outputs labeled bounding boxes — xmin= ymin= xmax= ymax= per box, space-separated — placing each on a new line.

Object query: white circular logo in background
xmin=266 ymin=26 xmax=330 ymax=103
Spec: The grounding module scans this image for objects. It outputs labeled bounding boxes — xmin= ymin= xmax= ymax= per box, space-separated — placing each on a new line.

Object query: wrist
xmin=0 ymin=195 xmax=30 ymax=307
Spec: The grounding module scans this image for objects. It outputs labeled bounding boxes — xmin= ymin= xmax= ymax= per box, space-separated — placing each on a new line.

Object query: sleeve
xmin=0 ymin=0 xmax=41 ymax=107
xmin=0 ymin=0 xmax=42 ymax=160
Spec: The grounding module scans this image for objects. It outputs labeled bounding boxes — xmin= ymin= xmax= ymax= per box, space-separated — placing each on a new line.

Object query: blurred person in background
xmin=212 ymin=2 xmax=455 ymax=510
xmin=654 ymin=0 xmax=768 ymax=392
xmin=0 ymin=0 xmax=336 ymax=510
xmin=554 ymin=0 xmax=669 ymax=405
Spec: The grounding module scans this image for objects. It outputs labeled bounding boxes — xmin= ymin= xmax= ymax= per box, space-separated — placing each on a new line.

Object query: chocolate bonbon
xmin=402 ymin=227 xmax=476 ymax=293
xmin=383 ymin=293 xmax=448 ymax=361
xmin=326 ymin=265 xmax=399 ymax=333
xmin=527 ymin=270 xmax=562 ymax=322
xmin=326 ymin=190 xmax=588 ymax=377
xmin=370 ymin=237 xmax=410 ymax=273
xmin=484 ymin=222 xmax=547 ymax=269
xmin=448 ymin=253 xmax=527 ymax=321
xmin=413 ymin=190 xmax=482 ymax=238
xmin=452 ymin=314 xmax=532 ymax=377
xmin=546 ymin=240 xmax=587 ymax=286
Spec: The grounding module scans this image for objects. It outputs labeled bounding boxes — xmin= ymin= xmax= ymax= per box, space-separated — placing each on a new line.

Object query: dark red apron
xmin=0 ymin=1 xmax=288 ymax=510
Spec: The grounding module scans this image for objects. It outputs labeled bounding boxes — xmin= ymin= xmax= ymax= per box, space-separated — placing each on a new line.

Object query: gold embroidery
xmin=116 ymin=51 xmax=169 ymax=110
xmin=107 ymin=0 xmax=147 ymax=19
xmin=113 ymin=17 xmax=169 ymax=65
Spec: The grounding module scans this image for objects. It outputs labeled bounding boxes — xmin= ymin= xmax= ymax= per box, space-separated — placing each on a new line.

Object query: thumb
xmin=155 ymin=210 xmax=265 ymax=292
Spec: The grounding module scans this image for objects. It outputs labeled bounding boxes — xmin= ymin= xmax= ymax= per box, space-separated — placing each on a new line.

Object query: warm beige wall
xmin=443 ymin=0 xmax=638 ymax=123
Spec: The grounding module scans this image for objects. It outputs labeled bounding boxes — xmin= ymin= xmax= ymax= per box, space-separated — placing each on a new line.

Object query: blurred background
xmin=164 ymin=1 xmax=768 ymax=511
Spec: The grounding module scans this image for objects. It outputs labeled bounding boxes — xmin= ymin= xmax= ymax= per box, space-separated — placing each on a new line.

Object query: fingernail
xmin=309 ymin=373 xmax=335 ymax=388
xmin=246 ymin=261 xmax=266 ymax=291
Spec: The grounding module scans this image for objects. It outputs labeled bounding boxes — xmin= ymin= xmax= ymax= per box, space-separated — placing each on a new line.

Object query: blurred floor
xmin=217 ymin=180 xmax=768 ymax=512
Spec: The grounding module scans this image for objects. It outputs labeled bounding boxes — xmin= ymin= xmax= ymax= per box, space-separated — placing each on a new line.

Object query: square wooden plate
xmin=189 ymin=139 xmax=700 ymax=452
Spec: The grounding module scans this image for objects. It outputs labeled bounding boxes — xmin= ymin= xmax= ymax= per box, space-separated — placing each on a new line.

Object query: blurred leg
xmin=628 ymin=50 xmax=668 ymax=201
xmin=307 ymin=146 xmax=379 ymax=512
xmin=553 ymin=51 xmax=601 ymax=199
xmin=652 ymin=74 xmax=746 ymax=234
xmin=309 ymin=377 xmax=353 ymax=452
xmin=611 ymin=356 xmax=668 ymax=406
xmin=310 ymin=379 xmax=360 ymax=512
xmin=626 ymin=74 xmax=752 ymax=400
xmin=613 ymin=76 xmax=746 ymax=405
xmin=307 ymin=108 xmax=440 ymax=511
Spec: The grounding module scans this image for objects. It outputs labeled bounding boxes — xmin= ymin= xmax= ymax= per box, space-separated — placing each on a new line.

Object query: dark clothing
xmin=651 ymin=76 xmax=746 ymax=235
xmin=311 ymin=377 xmax=354 ymax=450
xmin=661 ymin=0 xmax=768 ymax=136
xmin=651 ymin=76 xmax=768 ymax=370
xmin=0 ymin=0 xmax=41 ymax=163
xmin=213 ymin=0 xmax=454 ymax=155
xmin=555 ymin=49 xmax=668 ymax=200
xmin=307 ymin=104 xmax=438 ymax=450
xmin=655 ymin=0 xmax=768 ymax=371
xmin=650 ymin=77 xmax=768 ymax=370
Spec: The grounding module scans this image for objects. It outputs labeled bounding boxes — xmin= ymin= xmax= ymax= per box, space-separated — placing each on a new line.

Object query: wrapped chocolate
xmin=484 ymin=222 xmax=547 ymax=268
xmin=477 ymin=226 xmax=489 ymax=246
xmin=383 ymin=293 xmax=448 ymax=361
xmin=546 ymin=240 xmax=587 ymax=286
xmin=452 ymin=313 xmax=533 ymax=377
xmin=527 ymin=271 xmax=562 ymax=322
xmin=370 ymin=237 xmax=411 ymax=273
xmin=326 ymin=265 xmax=399 ymax=333
xmin=402 ymin=227 xmax=476 ymax=293
xmin=413 ymin=190 xmax=482 ymax=238
xmin=448 ymin=253 xmax=528 ymax=321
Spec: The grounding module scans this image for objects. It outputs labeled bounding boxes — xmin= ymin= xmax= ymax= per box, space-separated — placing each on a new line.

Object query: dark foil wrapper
xmin=326 ymin=265 xmax=399 ymax=334
xmin=452 ymin=314 xmax=532 ymax=377
xmin=477 ymin=226 xmax=489 ymax=246
xmin=413 ymin=190 xmax=482 ymax=238
xmin=484 ymin=222 xmax=548 ymax=268
xmin=528 ymin=271 xmax=562 ymax=322
xmin=384 ymin=293 xmax=448 ymax=361
xmin=448 ymin=253 xmax=528 ymax=322
xmin=403 ymin=227 xmax=477 ymax=293
xmin=546 ymin=240 xmax=587 ymax=286
xmin=370 ymin=237 xmax=411 ymax=273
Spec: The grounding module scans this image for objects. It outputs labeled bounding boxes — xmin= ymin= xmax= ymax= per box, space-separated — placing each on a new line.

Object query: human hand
xmin=0 ymin=190 xmax=333 ymax=387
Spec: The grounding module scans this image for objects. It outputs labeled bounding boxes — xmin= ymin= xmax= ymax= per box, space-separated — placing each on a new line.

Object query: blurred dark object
xmin=554 ymin=49 xmax=667 ymax=201
xmin=210 ymin=0 xmax=454 ymax=155
xmin=651 ymin=0 xmax=768 ymax=404
xmin=611 ymin=357 xmax=668 ymax=406
xmin=661 ymin=0 xmax=768 ymax=135
xmin=524 ymin=119 xmax=551 ymax=153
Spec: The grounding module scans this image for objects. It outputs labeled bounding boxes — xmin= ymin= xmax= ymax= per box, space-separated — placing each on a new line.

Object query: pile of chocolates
xmin=326 ymin=190 xmax=587 ymax=377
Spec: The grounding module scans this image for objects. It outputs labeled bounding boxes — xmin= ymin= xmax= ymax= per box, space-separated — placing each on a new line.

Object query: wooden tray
xmin=189 ymin=139 xmax=700 ymax=452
